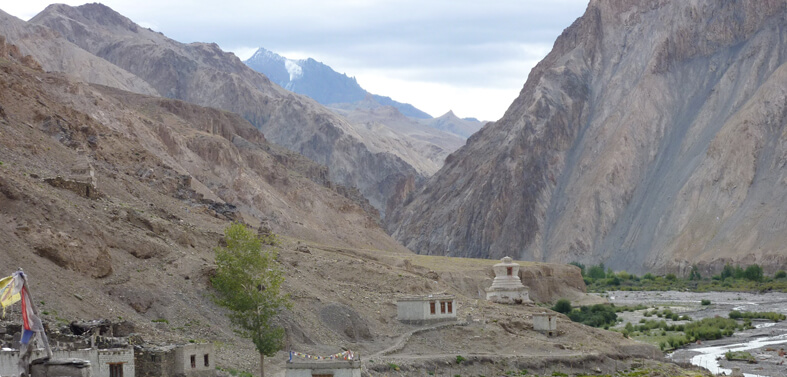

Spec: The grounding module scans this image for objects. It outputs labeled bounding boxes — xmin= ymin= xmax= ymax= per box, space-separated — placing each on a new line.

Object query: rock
xmin=70 ymin=319 xmax=111 ymax=336
xmin=111 ymin=321 xmax=135 ymax=337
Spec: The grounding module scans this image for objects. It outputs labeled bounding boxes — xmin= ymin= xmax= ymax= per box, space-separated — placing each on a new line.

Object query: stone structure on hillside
xmin=533 ymin=313 xmax=557 ymax=337
xmin=285 ymin=359 xmax=360 ymax=377
xmin=486 ymin=257 xmax=531 ymax=304
xmin=396 ymin=294 xmax=456 ymax=324
xmin=135 ymin=343 xmax=213 ymax=377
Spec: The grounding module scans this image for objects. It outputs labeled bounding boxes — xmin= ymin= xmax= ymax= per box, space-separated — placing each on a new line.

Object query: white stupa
xmin=485 ymin=257 xmax=531 ymax=304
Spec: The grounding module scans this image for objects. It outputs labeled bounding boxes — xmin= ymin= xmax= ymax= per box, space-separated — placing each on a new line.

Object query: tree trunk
xmin=259 ymin=353 xmax=264 ymax=377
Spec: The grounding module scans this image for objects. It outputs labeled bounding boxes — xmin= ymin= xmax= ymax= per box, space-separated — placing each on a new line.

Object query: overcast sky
xmin=2 ymin=0 xmax=588 ymax=121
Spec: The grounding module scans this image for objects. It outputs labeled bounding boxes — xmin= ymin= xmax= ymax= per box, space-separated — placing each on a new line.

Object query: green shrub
xmin=684 ymin=317 xmax=745 ymax=341
xmin=701 ymin=299 xmax=711 ymax=306
xmin=567 ymin=304 xmax=617 ymax=328
xmin=775 ymin=270 xmax=787 ymax=279
xmin=552 ymin=299 xmax=572 ymax=314
xmin=455 ymin=355 xmax=466 ymax=364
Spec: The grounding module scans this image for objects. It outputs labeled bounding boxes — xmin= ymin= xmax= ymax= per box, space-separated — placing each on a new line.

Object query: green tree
xmin=743 ymin=264 xmax=763 ymax=282
xmin=212 ymin=223 xmax=290 ymax=377
xmin=720 ymin=264 xmax=735 ymax=280
xmin=588 ymin=263 xmax=606 ymax=280
xmin=688 ymin=265 xmax=701 ymax=281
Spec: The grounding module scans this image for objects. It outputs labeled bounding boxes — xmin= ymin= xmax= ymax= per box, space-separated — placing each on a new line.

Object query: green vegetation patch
xmin=729 ymin=310 xmax=786 ymax=322
xmin=725 ymin=351 xmax=755 ymax=363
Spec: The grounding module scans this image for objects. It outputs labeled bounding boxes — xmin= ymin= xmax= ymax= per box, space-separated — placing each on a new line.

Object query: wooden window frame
xmin=204 ymin=354 xmax=210 ymax=367
xmin=190 ymin=355 xmax=196 ymax=369
xmin=447 ymin=301 xmax=453 ymax=314
xmin=440 ymin=301 xmax=446 ymax=314
xmin=109 ymin=363 xmax=123 ymax=377
xmin=430 ymin=301 xmax=436 ymax=314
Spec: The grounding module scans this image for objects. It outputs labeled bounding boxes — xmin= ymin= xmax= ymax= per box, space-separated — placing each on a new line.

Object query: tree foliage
xmin=212 ymin=223 xmax=290 ymax=358
xmin=587 ymin=263 xmax=606 ymax=280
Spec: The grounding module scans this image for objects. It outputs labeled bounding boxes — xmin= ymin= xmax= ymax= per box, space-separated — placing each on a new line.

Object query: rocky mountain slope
xmin=389 ymin=0 xmax=787 ymax=274
xmin=245 ymin=48 xmax=432 ymax=119
xmin=0 ymin=9 xmax=157 ymax=96
xmin=0 ymin=39 xmax=658 ymax=377
xmin=422 ymin=110 xmax=485 ymax=139
xmin=22 ymin=3 xmax=422 ymax=216
xmin=332 ymin=103 xmax=465 ymax=176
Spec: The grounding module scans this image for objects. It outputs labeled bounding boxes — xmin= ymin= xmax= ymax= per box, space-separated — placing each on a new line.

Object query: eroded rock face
xmin=389 ymin=0 xmax=787 ymax=274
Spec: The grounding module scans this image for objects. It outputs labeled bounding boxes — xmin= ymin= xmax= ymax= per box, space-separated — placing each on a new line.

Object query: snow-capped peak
xmin=284 ymin=60 xmax=303 ymax=81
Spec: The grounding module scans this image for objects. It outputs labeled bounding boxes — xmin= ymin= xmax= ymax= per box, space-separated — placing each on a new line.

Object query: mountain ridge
xmin=245 ymin=47 xmax=433 ymax=119
xmin=27 ymin=3 xmax=423 ymax=216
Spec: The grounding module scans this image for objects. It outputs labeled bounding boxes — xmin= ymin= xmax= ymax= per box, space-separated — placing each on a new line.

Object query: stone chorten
xmin=485 ymin=257 xmax=531 ymax=304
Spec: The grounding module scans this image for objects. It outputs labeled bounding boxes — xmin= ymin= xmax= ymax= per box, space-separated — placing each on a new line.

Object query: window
xmin=204 ymin=354 xmax=210 ymax=367
xmin=447 ymin=301 xmax=453 ymax=313
xmin=109 ymin=363 xmax=123 ymax=377
xmin=507 ymin=267 xmax=513 ymax=276
xmin=190 ymin=355 xmax=196 ymax=368
xmin=312 ymin=374 xmax=333 ymax=377
xmin=430 ymin=301 xmax=436 ymax=314
xmin=440 ymin=301 xmax=446 ymax=314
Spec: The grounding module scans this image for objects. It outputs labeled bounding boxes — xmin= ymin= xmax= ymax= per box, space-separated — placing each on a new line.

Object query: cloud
xmin=0 ymin=0 xmax=589 ymax=120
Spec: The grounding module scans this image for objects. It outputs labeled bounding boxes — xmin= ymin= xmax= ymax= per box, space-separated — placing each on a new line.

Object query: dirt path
xmin=372 ymin=320 xmax=465 ymax=357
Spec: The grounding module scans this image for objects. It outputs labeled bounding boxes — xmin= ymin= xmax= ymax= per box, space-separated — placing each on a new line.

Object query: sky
xmin=1 ymin=0 xmax=588 ymax=121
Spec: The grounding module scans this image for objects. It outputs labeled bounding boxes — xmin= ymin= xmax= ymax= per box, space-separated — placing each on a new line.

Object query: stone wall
xmin=134 ymin=346 xmax=177 ymax=377
xmin=285 ymin=360 xmax=361 ymax=377
xmin=174 ymin=343 xmax=213 ymax=377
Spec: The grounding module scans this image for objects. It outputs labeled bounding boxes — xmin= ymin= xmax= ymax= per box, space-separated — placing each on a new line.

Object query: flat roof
xmin=397 ymin=294 xmax=455 ymax=302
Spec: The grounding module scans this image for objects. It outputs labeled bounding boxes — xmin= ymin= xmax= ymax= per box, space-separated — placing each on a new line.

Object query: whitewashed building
xmin=533 ymin=313 xmax=557 ymax=336
xmin=396 ymin=294 xmax=457 ymax=324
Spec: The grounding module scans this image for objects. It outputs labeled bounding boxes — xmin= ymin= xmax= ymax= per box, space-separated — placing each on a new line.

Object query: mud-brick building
xmin=135 ymin=343 xmax=213 ymax=377
xmin=396 ymin=294 xmax=457 ymax=324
